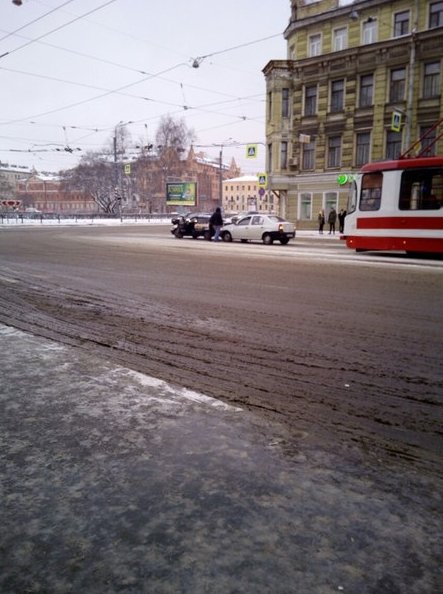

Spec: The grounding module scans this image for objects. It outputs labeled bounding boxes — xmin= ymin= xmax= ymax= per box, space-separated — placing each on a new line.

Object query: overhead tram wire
xmin=191 ymin=32 xmax=282 ymax=68
xmin=0 ymin=0 xmax=120 ymax=60
xmin=0 ymin=19 xmax=280 ymax=121
xmin=1 ymin=24 xmax=279 ymax=160
xmin=0 ymin=64 xmax=262 ymax=114
xmin=0 ymin=0 xmax=78 ymax=44
xmin=0 ymin=26 xmax=261 ymax=103
xmin=0 ymin=59 xmax=263 ymax=129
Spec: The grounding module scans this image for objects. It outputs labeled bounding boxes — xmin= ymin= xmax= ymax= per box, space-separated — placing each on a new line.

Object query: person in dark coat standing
xmin=338 ymin=209 xmax=347 ymax=233
xmin=318 ymin=210 xmax=325 ymax=234
xmin=328 ymin=208 xmax=337 ymax=234
xmin=210 ymin=207 xmax=223 ymax=241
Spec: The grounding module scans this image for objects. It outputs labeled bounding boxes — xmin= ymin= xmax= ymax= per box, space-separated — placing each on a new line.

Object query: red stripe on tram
xmin=357 ymin=216 xmax=443 ymax=230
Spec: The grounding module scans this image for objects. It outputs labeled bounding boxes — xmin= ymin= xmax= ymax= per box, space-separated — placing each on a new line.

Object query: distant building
xmin=131 ymin=146 xmax=241 ymax=214
xmin=222 ymin=175 xmax=279 ymax=214
xmin=263 ymin=0 xmax=443 ymax=228
xmin=0 ymin=163 xmax=33 ymax=208
xmin=5 ymin=146 xmax=241 ymax=215
xmin=16 ymin=174 xmax=97 ymax=214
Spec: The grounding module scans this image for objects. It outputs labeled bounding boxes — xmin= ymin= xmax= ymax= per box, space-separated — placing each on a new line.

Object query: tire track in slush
xmin=0 ymin=273 xmax=441 ymax=475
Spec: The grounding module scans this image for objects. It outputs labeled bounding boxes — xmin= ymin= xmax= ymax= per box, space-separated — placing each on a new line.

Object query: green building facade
xmin=264 ymin=0 xmax=443 ymax=228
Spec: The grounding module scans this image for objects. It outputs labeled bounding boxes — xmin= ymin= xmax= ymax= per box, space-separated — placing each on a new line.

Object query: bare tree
xmin=61 ymin=151 xmax=119 ymax=214
xmin=154 ymin=115 xmax=196 ymax=199
xmin=61 ymin=123 xmax=135 ymax=213
xmin=155 ymin=114 xmax=195 ymax=153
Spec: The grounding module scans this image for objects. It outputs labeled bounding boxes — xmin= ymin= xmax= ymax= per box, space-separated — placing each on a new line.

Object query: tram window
xmin=347 ymin=181 xmax=357 ymax=213
xmin=399 ymin=170 xmax=443 ymax=210
xmin=360 ymin=172 xmax=382 ymax=211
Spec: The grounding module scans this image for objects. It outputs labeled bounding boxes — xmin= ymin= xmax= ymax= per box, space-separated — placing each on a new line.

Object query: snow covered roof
xmin=224 ymin=175 xmax=259 ymax=183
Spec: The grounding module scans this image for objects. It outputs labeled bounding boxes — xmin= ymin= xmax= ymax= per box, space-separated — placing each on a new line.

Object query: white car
xmin=220 ymin=214 xmax=295 ymax=245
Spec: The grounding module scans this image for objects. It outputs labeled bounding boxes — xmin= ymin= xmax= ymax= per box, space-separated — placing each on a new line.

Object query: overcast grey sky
xmin=1 ymin=0 xmax=289 ymax=174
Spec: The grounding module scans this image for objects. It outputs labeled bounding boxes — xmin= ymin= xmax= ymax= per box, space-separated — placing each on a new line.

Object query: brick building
xmin=16 ymin=174 xmax=97 ymax=214
xmin=130 ymin=146 xmax=240 ymax=214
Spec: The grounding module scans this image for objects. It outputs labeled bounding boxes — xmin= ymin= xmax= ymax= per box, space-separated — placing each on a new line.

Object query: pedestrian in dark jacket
xmin=328 ymin=208 xmax=337 ymax=234
xmin=338 ymin=209 xmax=347 ymax=233
xmin=318 ymin=210 xmax=325 ymax=234
xmin=210 ymin=207 xmax=223 ymax=241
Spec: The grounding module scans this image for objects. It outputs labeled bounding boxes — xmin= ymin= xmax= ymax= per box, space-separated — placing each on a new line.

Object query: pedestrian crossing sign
xmin=391 ymin=110 xmax=402 ymax=132
xmin=257 ymin=173 xmax=267 ymax=188
xmin=246 ymin=144 xmax=258 ymax=158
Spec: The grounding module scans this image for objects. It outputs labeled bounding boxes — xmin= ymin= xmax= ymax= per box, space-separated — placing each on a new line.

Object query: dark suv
xmin=171 ymin=213 xmax=213 ymax=240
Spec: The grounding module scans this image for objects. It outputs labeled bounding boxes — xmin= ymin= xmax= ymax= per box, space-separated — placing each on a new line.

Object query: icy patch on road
xmin=123 ymin=368 xmax=242 ymax=411
xmin=0 ymin=324 xmax=240 ymax=413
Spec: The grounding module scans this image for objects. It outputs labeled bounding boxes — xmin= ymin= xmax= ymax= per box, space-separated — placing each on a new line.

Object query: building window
xmin=267 ymin=143 xmax=273 ymax=170
xmin=333 ymin=27 xmax=348 ymax=51
xmin=330 ymin=79 xmax=344 ymax=113
xmin=386 ymin=130 xmax=402 ymax=159
xmin=282 ymin=88 xmax=290 ymax=118
xmin=304 ymin=85 xmax=317 ymax=116
xmin=309 ymin=34 xmax=321 ymax=57
xmin=362 ymin=19 xmax=377 ymax=44
xmin=267 ymin=92 xmax=272 ymax=121
xmin=423 ymin=62 xmax=440 ymax=98
xmin=420 ymin=126 xmax=437 ymax=156
xmin=429 ymin=1 xmax=443 ymax=28
xmin=359 ymin=74 xmax=374 ymax=107
xmin=394 ymin=11 xmax=410 ymax=36
xmin=302 ymin=140 xmax=315 ymax=170
xmin=327 ymin=136 xmax=341 ymax=168
xmin=299 ymin=193 xmax=312 ymax=220
xmin=325 ymin=192 xmax=338 ymax=214
xmin=356 ymin=132 xmax=371 ymax=166
xmin=280 ymin=141 xmax=288 ymax=169
xmin=389 ymin=68 xmax=406 ymax=102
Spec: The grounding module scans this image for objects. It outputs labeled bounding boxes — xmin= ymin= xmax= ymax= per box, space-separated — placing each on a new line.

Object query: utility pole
xmin=219 ymin=147 xmax=223 ymax=207
xmin=404 ymin=1 xmax=418 ymax=151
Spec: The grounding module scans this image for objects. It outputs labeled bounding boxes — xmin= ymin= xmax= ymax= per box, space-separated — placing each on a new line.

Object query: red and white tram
xmin=343 ymin=156 xmax=443 ymax=254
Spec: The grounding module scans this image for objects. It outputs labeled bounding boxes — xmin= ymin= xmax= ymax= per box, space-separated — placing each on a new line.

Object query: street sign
xmin=246 ymin=144 xmax=258 ymax=159
xmin=124 ymin=163 xmax=131 ymax=175
xmin=391 ymin=110 xmax=402 ymax=132
xmin=258 ymin=188 xmax=265 ymax=196
xmin=257 ymin=173 xmax=267 ymax=188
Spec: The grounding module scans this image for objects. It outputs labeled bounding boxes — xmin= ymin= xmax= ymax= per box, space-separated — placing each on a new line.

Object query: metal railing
xmin=0 ymin=213 xmax=171 ymax=225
